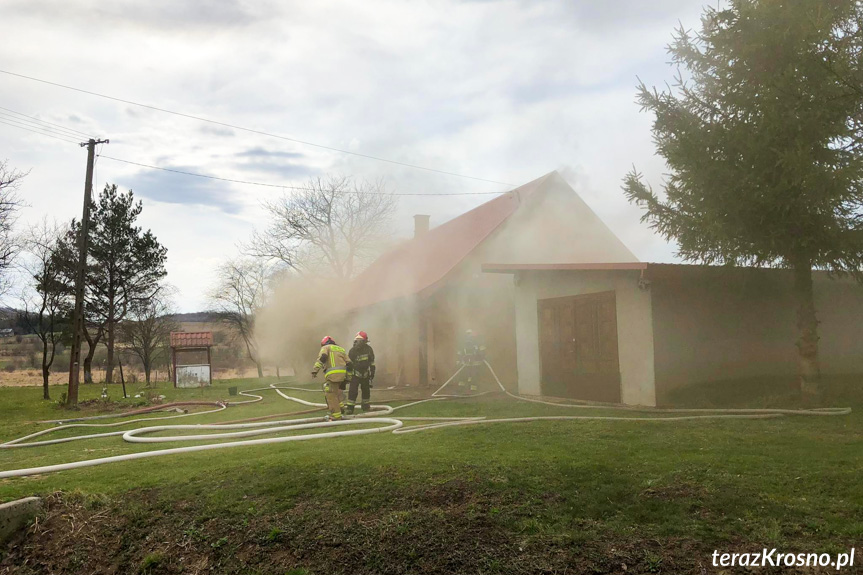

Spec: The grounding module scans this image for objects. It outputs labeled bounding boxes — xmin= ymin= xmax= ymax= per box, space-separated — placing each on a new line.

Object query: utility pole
xmin=67 ymin=137 xmax=108 ymax=407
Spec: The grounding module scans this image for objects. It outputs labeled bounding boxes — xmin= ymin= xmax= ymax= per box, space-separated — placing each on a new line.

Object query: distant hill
xmin=170 ymin=312 xmax=221 ymax=323
xmin=0 ymin=307 xmax=18 ymax=330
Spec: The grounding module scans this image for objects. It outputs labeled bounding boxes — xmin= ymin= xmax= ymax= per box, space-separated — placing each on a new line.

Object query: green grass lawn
xmin=0 ymin=376 xmax=861 ymax=574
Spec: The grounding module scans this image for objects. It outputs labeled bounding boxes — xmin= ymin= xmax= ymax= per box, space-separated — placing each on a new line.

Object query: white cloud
xmin=0 ymin=0 xmax=707 ymax=310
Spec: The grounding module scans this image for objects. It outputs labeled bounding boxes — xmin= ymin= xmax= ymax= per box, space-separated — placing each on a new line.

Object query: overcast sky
xmin=0 ymin=0 xmax=709 ymax=312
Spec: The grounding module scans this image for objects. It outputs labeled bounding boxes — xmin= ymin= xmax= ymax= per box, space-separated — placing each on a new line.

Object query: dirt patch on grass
xmin=641 ymin=481 xmax=708 ymax=501
xmin=2 ymin=489 xmax=850 ymax=575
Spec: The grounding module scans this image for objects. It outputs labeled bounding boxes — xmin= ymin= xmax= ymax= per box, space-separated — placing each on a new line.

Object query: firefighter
xmin=456 ymin=329 xmax=486 ymax=394
xmin=346 ymin=331 xmax=375 ymax=414
xmin=311 ymin=336 xmax=351 ymax=421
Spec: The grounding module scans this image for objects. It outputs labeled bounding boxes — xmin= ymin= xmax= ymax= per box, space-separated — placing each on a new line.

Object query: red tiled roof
xmin=170 ymin=332 xmax=213 ymax=348
xmin=344 ymin=172 xmax=555 ymax=310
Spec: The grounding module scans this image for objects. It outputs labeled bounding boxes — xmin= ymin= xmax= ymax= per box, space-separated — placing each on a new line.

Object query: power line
xmin=0 ymin=109 xmax=83 ymax=139
xmin=0 ymin=69 xmax=515 ymax=187
xmin=0 ymin=118 xmax=79 ymax=144
xmin=0 ymin=110 xmax=89 ymax=141
xmin=0 ymin=115 xmax=78 ymax=141
xmin=0 ymin=105 xmax=93 ymax=138
xmin=0 ymin=102 xmax=507 ymax=196
xmin=98 ymin=155 xmax=509 ymax=196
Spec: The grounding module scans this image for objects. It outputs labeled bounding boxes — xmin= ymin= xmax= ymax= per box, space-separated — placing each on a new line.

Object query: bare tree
xmin=0 ymin=160 xmax=27 ymax=295
xmin=209 ymin=258 xmax=272 ymax=378
xmin=248 ymin=175 xmax=397 ymax=280
xmin=120 ymin=291 xmax=179 ymax=386
xmin=17 ymin=219 xmax=72 ymax=399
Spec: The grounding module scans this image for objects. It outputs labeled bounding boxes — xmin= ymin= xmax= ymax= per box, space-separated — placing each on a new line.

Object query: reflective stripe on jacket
xmin=315 ymin=344 xmax=350 ymax=382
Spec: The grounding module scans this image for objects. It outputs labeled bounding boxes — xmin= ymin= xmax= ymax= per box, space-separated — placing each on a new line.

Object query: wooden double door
xmin=538 ymin=291 xmax=621 ymax=403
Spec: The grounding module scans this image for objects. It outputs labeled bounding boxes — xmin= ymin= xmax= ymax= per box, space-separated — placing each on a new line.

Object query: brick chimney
xmin=414 ymin=214 xmax=430 ymax=238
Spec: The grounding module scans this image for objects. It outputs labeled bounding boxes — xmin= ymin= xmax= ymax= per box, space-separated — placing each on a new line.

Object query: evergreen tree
xmin=63 ymin=184 xmax=167 ymax=403
xmin=624 ymin=0 xmax=863 ymax=396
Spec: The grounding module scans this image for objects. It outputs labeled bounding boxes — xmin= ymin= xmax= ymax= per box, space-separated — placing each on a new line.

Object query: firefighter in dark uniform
xmin=346 ymin=331 xmax=375 ymax=414
xmin=456 ymin=329 xmax=486 ymax=394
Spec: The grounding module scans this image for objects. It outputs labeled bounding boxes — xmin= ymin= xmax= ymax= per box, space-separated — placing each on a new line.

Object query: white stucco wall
xmin=511 ymin=270 xmax=656 ymax=406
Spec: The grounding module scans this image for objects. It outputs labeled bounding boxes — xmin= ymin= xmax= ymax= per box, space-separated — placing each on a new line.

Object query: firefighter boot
xmin=344 ymin=403 xmax=355 ymax=415
xmin=361 ymin=403 xmax=371 ymax=412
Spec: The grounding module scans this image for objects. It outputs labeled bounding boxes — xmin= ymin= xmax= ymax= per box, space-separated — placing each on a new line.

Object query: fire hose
xmin=0 ymin=371 xmax=851 ymax=479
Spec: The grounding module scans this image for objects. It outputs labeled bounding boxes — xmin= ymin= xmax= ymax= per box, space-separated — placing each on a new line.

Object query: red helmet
xmin=354 ymin=331 xmax=369 ymax=342
xmin=321 ymin=336 xmax=335 ymax=346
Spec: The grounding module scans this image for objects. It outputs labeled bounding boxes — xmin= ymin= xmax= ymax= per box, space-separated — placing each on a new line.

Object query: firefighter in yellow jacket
xmin=311 ymin=336 xmax=352 ymax=421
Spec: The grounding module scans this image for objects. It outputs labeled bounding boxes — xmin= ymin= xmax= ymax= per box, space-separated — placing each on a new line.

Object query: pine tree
xmin=63 ymin=184 xmax=167 ymax=401
xmin=624 ymin=0 xmax=863 ymax=396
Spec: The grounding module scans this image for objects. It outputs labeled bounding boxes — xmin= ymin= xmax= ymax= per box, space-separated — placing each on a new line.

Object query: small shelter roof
xmin=170 ymin=332 xmax=213 ymax=348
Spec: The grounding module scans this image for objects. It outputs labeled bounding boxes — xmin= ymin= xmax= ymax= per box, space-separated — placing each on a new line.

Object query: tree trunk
xmin=793 ymin=260 xmax=821 ymax=397
xmin=83 ymin=353 xmax=94 ymax=383
xmin=242 ymin=335 xmax=263 ymax=379
xmin=118 ymin=356 xmax=127 ymax=398
xmin=105 ymin=322 xmax=115 ymax=383
xmin=83 ymin=328 xmax=101 ymax=384
xmin=41 ymin=338 xmax=50 ymax=400
xmin=42 ymin=366 xmax=50 ymax=400
xmin=143 ymin=349 xmax=152 ymax=386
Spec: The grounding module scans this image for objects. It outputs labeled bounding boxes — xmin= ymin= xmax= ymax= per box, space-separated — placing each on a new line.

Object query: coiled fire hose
xmin=0 ymin=370 xmax=851 ymax=479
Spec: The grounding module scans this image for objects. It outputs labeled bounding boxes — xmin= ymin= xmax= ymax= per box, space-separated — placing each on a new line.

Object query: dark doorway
xmin=538 ymin=291 xmax=621 ymax=402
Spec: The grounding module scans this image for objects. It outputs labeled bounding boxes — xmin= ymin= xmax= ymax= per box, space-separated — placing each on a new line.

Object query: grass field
xmin=0 ymin=377 xmax=861 ymax=574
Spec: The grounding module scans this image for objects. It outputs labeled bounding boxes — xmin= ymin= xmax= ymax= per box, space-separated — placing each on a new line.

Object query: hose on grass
xmin=1 ymin=386 xmax=269 ymax=449
xmin=0 ymin=374 xmax=851 ymax=479
xmin=2 ymin=404 xmax=229 ymax=448
xmin=0 ymin=417 xmax=404 ymax=479
xmin=392 ymin=361 xmax=850 ymax=433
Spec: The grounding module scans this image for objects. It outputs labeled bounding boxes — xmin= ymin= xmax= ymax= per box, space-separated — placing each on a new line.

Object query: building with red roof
xmin=341 ymin=171 xmax=637 ymax=389
xmin=316 ymin=171 xmax=863 ymax=406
